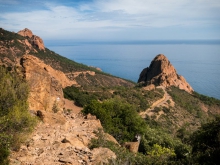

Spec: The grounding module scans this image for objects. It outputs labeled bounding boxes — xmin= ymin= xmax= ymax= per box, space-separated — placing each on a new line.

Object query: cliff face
xmin=138 ymin=54 xmax=193 ymax=93
xmin=21 ymin=55 xmax=63 ymax=111
xmin=21 ymin=55 xmax=77 ymax=112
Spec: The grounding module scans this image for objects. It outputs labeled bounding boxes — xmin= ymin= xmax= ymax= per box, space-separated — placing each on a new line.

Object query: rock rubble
xmin=10 ymin=111 xmax=116 ymax=165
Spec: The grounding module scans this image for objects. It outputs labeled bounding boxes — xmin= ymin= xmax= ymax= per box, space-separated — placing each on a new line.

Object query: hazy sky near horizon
xmin=0 ymin=0 xmax=220 ymax=41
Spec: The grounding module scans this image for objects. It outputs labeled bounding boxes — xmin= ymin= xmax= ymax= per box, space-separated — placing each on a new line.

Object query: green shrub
xmin=83 ymin=97 xmax=190 ymax=163
xmin=190 ymin=116 xmax=220 ymax=165
xmin=64 ymin=85 xmax=163 ymax=112
xmin=63 ymin=86 xmax=98 ymax=107
xmin=0 ymin=67 xmax=37 ymax=164
xmin=193 ymin=91 xmax=220 ymax=106
xmin=147 ymin=144 xmax=176 ymax=160
xmin=83 ymin=99 xmax=147 ymax=143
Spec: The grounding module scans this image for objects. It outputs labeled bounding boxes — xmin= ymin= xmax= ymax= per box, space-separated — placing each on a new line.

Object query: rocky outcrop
xmin=138 ymin=54 xmax=193 ymax=93
xmin=18 ymin=28 xmax=33 ymax=38
xmin=21 ymin=55 xmax=77 ymax=112
xmin=31 ymin=35 xmax=45 ymax=50
xmin=18 ymin=28 xmax=45 ymax=50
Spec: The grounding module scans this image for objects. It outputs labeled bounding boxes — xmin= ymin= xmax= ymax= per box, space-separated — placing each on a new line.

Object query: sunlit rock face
xmin=18 ymin=28 xmax=45 ymax=50
xmin=138 ymin=54 xmax=193 ymax=93
xmin=21 ymin=55 xmax=64 ymax=112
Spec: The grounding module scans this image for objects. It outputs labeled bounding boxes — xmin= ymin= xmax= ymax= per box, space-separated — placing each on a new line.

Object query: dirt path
xmin=139 ymin=86 xmax=174 ymax=119
xmin=9 ymin=100 xmax=116 ymax=165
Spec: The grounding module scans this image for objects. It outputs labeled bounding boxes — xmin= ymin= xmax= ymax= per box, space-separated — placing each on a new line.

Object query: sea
xmin=46 ymin=40 xmax=220 ymax=99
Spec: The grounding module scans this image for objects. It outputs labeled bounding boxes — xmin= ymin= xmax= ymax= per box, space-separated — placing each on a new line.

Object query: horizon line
xmin=45 ymin=39 xmax=220 ymax=46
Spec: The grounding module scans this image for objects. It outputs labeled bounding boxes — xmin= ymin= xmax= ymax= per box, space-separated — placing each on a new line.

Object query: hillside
xmin=0 ymin=28 xmax=220 ymax=164
xmin=0 ymin=28 xmax=134 ymax=88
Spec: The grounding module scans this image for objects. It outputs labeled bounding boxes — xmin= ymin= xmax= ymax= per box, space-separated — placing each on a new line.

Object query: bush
xmin=83 ymin=97 xmax=190 ymax=163
xmin=63 ymin=85 xmax=163 ymax=112
xmin=83 ymin=99 xmax=147 ymax=143
xmin=63 ymin=86 xmax=98 ymax=107
xmin=190 ymin=116 xmax=220 ymax=165
xmin=0 ymin=67 xmax=37 ymax=164
xmin=193 ymin=91 xmax=220 ymax=106
xmin=147 ymin=144 xmax=176 ymax=161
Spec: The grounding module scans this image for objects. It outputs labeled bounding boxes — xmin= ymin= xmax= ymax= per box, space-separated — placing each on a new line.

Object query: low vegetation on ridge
xmin=64 ymin=84 xmax=220 ymax=164
xmin=64 ymin=85 xmax=164 ymax=112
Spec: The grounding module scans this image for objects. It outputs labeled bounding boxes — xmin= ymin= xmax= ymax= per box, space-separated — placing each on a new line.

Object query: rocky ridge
xmin=138 ymin=54 xmax=193 ymax=93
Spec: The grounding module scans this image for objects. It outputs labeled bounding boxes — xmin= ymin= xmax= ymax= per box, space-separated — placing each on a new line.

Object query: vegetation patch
xmin=189 ymin=116 xmax=220 ymax=165
xmin=0 ymin=66 xmax=37 ymax=164
xmin=83 ymin=99 xmax=191 ymax=163
xmin=193 ymin=91 xmax=220 ymax=106
xmin=64 ymin=85 xmax=163 ymax=112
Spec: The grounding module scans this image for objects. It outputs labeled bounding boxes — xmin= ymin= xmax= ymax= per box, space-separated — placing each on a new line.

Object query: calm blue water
xmin=46 ymin=42 xmax=220 ymax=99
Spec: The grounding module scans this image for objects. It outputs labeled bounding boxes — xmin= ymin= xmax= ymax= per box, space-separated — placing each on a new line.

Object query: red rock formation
xmin=31 ymin=35 xmax=45 ymax=50
xmin=18 ymin=28 xmax=45 ymax=50
xmin=20 ymin=55 xmax=77 ymax=112
xmin=17 ymin=28 xmax=33 ymax=38
xmin=138 ymin=54 xmax=193 ymax=93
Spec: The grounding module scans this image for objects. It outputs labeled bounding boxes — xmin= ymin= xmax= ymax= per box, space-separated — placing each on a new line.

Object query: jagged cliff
xmin=138 ymin=54 xmax=193 ymax=93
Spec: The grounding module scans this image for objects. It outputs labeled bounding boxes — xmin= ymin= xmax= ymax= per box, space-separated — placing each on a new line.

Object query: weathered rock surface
xmin=18 ymin=28 xmax=33 ymax=38
xmin=138 ymin=54 xmax=193 ymax=93
xmin=31 ymin=35 xmax=45 ymax=50
xmin=18 ymin=28 xmax=45 ymax=50
xmin=21 ymin=55 xmax=77 ymax=112
xmin=10 ymin=110 xmax=117 ymax=165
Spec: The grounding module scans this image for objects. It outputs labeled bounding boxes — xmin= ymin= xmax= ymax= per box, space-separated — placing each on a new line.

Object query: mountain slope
xmin=0 ymin=27 xmax=220 ymax=164
xmin=0 ymin=28 xmax=134 ymax=88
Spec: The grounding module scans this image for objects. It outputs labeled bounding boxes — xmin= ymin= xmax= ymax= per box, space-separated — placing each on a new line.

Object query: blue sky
xmin=0 ymin=0 xmax=220 ymax=41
